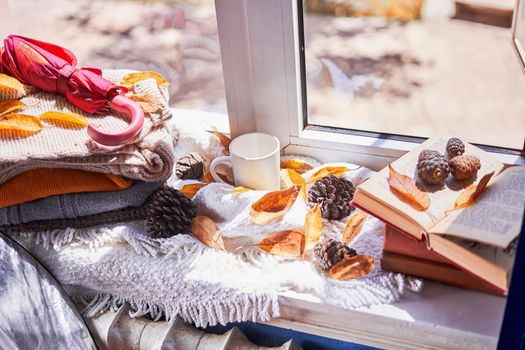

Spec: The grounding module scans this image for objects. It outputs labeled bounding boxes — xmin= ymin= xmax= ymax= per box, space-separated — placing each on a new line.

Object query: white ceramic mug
xmin=210 ymin=132 xmax=280 ymax=190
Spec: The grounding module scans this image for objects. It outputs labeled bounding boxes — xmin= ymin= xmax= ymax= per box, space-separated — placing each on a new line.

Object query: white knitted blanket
xmin=13 ymin=118 xmax=422 ymax=328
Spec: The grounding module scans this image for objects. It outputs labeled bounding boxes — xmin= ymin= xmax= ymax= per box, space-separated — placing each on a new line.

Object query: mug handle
xmin=210 ymin=156 xmax=232 ymax=184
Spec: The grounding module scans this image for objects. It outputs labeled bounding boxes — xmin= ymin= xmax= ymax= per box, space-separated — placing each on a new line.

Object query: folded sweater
xmin=0 ymin=70 xmax=176 ymax=185
xmin=0 ymin=180 xmax=162 ymax=227
xmin=0 ymin=168 xmax=133 ymax=208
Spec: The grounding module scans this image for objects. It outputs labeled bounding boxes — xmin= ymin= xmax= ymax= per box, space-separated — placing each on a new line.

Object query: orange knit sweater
xmin=0 ymin=168 xmax=133 ymax=208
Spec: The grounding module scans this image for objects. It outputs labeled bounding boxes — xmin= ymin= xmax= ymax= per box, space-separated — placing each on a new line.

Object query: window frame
xmin=216 ymin=0 xmax=524 ymax=171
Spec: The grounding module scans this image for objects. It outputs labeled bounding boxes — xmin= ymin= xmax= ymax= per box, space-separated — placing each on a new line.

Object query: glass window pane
xmin=5 ymin=0 xmax=227 ymax=113
xmin=303 ymin=0 xmax=525 ymax=150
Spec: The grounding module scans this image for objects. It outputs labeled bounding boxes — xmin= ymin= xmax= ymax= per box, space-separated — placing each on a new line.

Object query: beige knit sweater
xmin=0 ymin=70 xmax=175 ymax=185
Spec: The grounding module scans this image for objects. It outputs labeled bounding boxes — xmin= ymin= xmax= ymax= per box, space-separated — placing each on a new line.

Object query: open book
xmin=353 ymin=137 xmax=525 ymax=294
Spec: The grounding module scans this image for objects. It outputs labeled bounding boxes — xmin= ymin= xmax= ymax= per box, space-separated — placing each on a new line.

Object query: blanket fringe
xmin=73 ymin=291 xmax=280 ymax=328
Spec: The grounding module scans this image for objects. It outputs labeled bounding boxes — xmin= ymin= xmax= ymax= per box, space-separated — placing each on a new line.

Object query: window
xmin=302 ymin=0 xmax=525 ymax=151
xmin=4 ymin=0 xmax=227 ymax=114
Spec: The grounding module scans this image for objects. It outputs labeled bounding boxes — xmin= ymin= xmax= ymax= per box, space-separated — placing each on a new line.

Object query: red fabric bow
xmin=0 ymin=35 xmax=125 ymax=114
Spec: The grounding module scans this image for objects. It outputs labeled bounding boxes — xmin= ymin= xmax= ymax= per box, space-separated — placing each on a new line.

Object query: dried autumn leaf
xmin=129 ymin=93 xmax=164 ymax=113
xmin=387 ymin=165 xmax=430 ymax=211
xmin=280 ymin=168 xmax=305 ymax=189
xmin=250 ymin=186 xmax=300 ymax=224
xmin=121 ymin=71 xmax=169 ymax=88
xmin=191 ymin=216 xmax=226 ymax=251
xmin=0 ymin=114 xmax=43 ymax=134
xmin=0 ymin=73 xmax=25 ymax=96
xmin=0 ymin=100 xmax=26 ymax=116
xmin=203 ymin=170 xmax=234 ymax=185
xmin=256 ymin=230 xmax=305 ymax=257
xmin=342 ymin=211 xmax=368 ymax=245
xmin=280 ymin=159 xmax=313 ymax=174
xmin=212 ymin=126 xmax=231 ymax=155
xmin=305 ymin=204 xmax=323 ymax=251
xmin=180 ymin=183 xmax=207 ymax=199
xmin=307 ymin=166 xmax=349 ymax=184
xmin=233 ymin=186 xmax=250 ymax=193
xmin=454 ymin=171 xmax=494 ymax=209
xmin=327 ymin=255 xmax=375 ymax=281
xmin=39 ymin=111 xmax=88 ymax=127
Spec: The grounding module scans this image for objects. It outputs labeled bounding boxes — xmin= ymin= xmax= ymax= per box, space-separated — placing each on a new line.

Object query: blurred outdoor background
xmin=4 ymin=0 xmax=525 ymax=150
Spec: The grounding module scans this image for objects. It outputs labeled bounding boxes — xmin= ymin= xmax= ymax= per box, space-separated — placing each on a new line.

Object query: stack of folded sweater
xmin=0 ymin=70 xmax=186 ymax=237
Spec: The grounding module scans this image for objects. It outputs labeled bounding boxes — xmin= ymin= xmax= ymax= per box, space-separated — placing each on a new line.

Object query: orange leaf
xmin=454 ymin=171 xmax=494 ymax=209
xmin=327 ymin=255 xmax=375 ymax=280
xmin=191 ymin=216 xmax=226 ymax=251
xmin=250 ymin=186 xmax=300 ymax=224
xmin=0 ymin=114 xmax=43 ymax=134
xmin=307 ymin=166 xmax=349 ymax=184
xmin=121 ymin=71 xmax=169 ymax=88
xmin=280 ymin=168 xmax=305 ymax=189
xmin=256 ymin=230 xmax=305 ymax=257
xmin=203 ymin=170 xmax=234 ymax=185
xmin=387 ymin=165 xmax=430 ymax=211
xmin=305 ymin=204 xmax=323 ymax=251
xmin=180 ymin=183 xmax=207 ymax=199
xmin=0 ymin=100 xmax=26 ymax=116
xmin=0 ymin=74 xmax=25 ymax=96
xmin=280 ymin=159 xmax=313 ymax=174
xmin=39 ymin=111 xmax=88 ymax=127
xmin=129 ymin=93 xmax=164 ymax=113
xmin=342 ymin=211 xmax=368 ymax=245
xmin=212 ymin=126 xmax=231 ymax=155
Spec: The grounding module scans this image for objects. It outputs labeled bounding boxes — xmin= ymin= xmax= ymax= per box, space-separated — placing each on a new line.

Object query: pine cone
xmin=144 ymin=187 xmax=196 ymax=238
xmin=449 ymin=155 xmax=480 ymax=180
xmin=308 ymin=175 xmax=355 ymax=220
xmin=175 ymin=153 xmax=204 ymax=180
xmin=314 ymin=239 xmax=357 ymax=271
xmin=446 ymin=137 xmax=465 ymax=158
xmin=417 ymin=150 xmax=450 ymax=185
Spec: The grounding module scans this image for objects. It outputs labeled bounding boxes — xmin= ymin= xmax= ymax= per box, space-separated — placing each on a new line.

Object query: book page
xmin=358 ymin=138 xmax=504 ymax=231
xmin=430 ymin=166 xmax=525 ymax=248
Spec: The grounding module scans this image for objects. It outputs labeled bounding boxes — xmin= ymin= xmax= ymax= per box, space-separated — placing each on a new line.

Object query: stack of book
xmin=353 ymin=138 xmax=525 ymax=295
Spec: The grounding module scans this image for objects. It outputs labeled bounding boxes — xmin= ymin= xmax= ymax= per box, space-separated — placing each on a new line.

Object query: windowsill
xmin=172 ymin=107 xmax=507 ymax=348
xmin=272 ymin=281 xmax=505 ymax=349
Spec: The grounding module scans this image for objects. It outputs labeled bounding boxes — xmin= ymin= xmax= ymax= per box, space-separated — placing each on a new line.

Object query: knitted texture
xmin=0 ymin=181 xmax=162 ymax=226
xmin=0 ymin=70 xmax=175 ymax=185
xmin=0 ymin=168 xmax=132 ymax=208
xmin=9 ymin=120 xmax=422 ymax=327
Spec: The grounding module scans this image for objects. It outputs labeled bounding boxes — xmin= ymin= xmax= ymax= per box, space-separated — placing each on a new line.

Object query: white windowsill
xmin=172 ymin=107 xmax=507 ymax=349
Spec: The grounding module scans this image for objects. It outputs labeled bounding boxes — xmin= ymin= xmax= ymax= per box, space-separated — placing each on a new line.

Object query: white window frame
xmin=216 ymin=0 xmax=524 ymax=170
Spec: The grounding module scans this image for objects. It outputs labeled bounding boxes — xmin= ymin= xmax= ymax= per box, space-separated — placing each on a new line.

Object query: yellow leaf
xmin=307 ymin=166 xmax=349 ymax=184
xmin=305 ymin=204 xmax=323 ymax=251
xmin=180 ymin=183 xmax=207 ymax=199
xmin=128 ymin=93 xmax=164 ymax=113
xmin=233 ymin=186 xmax=250 ymax=193
xmin=39 ymin=111 xmax=88 ymax=127
xmin=280 ymin=168 xmax=305 ymax=189
xmin=280 ymin=159 xmax=313 ymax=174
xmin=191 ymin=216 xmax=226 ymax=251
xmin=121 ymin=71 xmax=169 ymax=88
xmin=387 ymin=165 xmax=430 ymax=211
xmin=327 ymin=255 xmax=375 ymax=281
xmin=250 ymin=186 xmax=300 ymax=224
xmin=212 ymin=126 xmax=231 ymax=155
xmin=256 ymin=230 xmax=305 ymax=257
xmin=454 ymin=171 xmax=494 ymax=209
xmin=0 ymin=74 xmax=25 ymax=96
xmin=342 ymin=211 xmax=368 ymax=245
xmin=0 ymin=100 xmax=26 ymax=116
xmin=0 ymin=114 xmax=43 ymax=134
